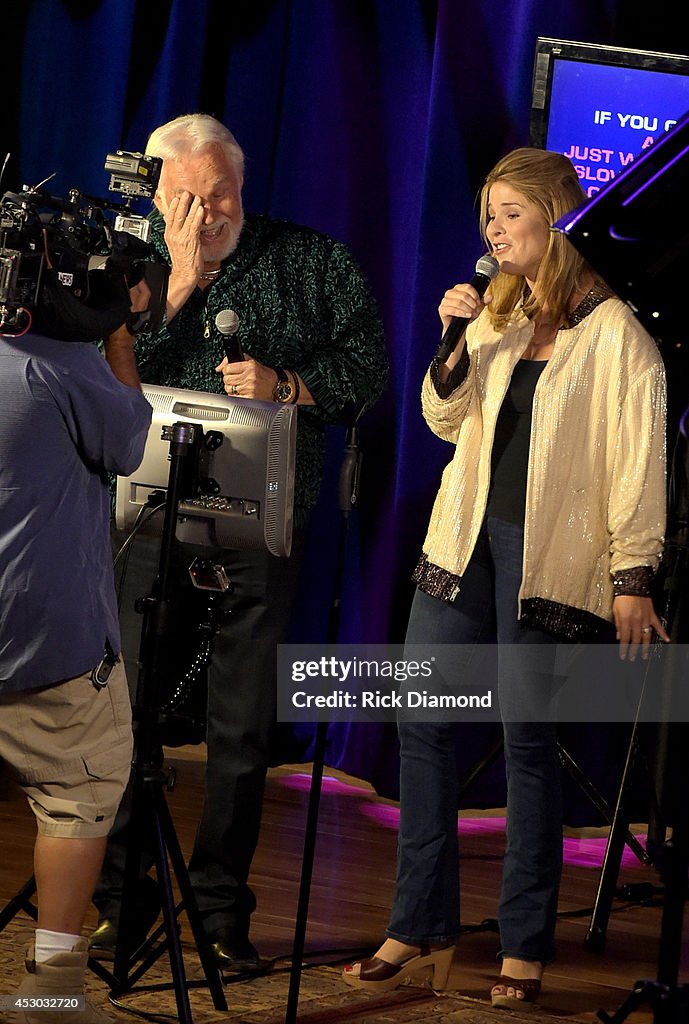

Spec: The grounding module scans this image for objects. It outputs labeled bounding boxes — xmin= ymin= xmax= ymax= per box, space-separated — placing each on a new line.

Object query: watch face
xmin=273 ymin=380 xmax=294 ymax=403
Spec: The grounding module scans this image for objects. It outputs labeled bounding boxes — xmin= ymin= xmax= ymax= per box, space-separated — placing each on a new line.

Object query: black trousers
xmin=94 ymin=527 xmax=304 ymax=936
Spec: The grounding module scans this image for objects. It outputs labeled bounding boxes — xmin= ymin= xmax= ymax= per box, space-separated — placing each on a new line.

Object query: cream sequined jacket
xmin=416 ymin=294 xmax=666 ymax=638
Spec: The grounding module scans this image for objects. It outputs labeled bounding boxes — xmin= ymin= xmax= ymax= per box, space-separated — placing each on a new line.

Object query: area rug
xmin=0 ymin=917 xmax=564 ymax=1024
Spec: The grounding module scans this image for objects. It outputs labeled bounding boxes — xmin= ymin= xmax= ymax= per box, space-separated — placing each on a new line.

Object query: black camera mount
xmin=96 ymin=421 xmax=228 ymax=1020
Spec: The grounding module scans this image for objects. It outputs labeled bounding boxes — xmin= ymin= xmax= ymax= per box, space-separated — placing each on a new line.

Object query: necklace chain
xmin=201 ymin=267 xmax=222 ymax=281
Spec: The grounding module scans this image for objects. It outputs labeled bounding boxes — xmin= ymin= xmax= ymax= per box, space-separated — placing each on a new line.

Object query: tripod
xmin=96 ymin=421 xmax=227 ymax=1019
xmin=597 ymin=713 xmax=689 ymax=1023
xmin=584 ymin=475 xmax=689 ymax=953
xmin=596 ymin=439 xmax=689 ymax=1024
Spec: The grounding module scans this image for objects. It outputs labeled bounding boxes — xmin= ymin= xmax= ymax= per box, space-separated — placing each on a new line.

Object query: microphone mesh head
xmin=475 ymin=254 xmax=500 ymax=279
xmin=215 ymin=308 xmax=240 ymax=335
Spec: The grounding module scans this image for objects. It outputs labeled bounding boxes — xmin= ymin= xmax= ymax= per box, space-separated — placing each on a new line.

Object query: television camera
xmin=0 ymin=150 xmax=167 ymax=340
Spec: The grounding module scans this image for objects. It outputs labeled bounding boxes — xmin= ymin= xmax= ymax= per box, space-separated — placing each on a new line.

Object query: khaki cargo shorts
xmin=0 ymin=660 xmax=133 ymax=838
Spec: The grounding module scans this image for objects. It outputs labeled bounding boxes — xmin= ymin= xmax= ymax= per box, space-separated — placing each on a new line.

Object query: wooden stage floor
xmin=0 ymin=747 xmax=686 ymax=1022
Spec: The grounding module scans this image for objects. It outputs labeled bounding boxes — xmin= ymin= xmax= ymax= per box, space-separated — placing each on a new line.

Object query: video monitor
xmin=554 ymin=109 xmax=689 ymax=344
xmin=530 ymin=37 xmax=689 ymax=197
xmin=116 ymin=385 xmax=296 ymax=556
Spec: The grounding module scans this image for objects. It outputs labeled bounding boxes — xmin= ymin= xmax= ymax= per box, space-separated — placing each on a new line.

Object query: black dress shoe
xmin=207 ymin=928 xmax=265 ymax=974
xmin=89 ymin=899 xmax=161 ymax=960
xmin=89 ymin=916 xmax=158 ymax=960
xmin=90 ymin=911 xmax=184 ymax=961
xmin=90 ymin=874 xmax=162 ymax=960
xmin=88 ymin=918 xmax=122 ymax=960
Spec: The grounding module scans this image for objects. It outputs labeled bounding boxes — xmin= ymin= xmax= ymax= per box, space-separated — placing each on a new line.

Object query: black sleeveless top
xmin=485 ymin=358 xmax=547 ymax=524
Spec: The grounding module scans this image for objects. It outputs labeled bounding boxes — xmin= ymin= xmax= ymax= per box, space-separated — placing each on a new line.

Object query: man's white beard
xmin=203 ymin=211 xmax=245 ymax=263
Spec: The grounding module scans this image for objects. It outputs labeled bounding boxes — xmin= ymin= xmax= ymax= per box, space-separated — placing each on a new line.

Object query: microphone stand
xmin=285 ymin=415 xmax=363 ymax=1024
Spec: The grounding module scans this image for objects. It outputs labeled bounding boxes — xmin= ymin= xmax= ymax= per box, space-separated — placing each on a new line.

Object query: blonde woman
xmin=344 ymin=148 xmax=668 ymax=1009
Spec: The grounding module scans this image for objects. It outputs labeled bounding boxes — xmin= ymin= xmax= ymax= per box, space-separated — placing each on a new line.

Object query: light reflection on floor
xmin=278 ymin=773 xmax=369 ymax=797
xmin=277 ymin=773 xmax=648 ymax=870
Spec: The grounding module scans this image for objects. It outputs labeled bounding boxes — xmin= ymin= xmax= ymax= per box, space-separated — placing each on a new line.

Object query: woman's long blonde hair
xmin=479 ymin=148 xmax=592 ymax=331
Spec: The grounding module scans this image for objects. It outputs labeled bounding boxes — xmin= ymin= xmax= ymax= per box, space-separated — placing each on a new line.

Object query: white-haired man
xmin=91 ymin=113 xmax=388 ymax=972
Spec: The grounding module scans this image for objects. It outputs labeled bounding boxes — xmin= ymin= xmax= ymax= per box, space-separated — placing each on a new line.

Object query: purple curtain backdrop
xmin=5 ymin=0 xmax=678 ymax=821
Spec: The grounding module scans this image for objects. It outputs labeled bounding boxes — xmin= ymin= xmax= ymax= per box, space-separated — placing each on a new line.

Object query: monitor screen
xmin=530 ymin=38 xmax=689 ymax=196
xmin=115 ymin=385 xmax=296 ymax=556
xmin=554 ymin=108 xmax=689 ymax=344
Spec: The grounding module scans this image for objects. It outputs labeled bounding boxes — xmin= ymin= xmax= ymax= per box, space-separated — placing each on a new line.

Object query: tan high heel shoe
xmin=342 ymin=943 xmax=454 ymax=992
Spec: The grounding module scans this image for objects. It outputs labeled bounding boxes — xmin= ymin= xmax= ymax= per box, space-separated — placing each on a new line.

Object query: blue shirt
xmin=0 ymin=333 xmax=152 ymax=692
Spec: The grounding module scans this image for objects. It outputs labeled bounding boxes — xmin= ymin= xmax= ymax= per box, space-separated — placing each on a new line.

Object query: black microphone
xmin=215 ymin=308 xmax=243 ymax=363
xmin=434 ymin=254 xmax=499 ymax=363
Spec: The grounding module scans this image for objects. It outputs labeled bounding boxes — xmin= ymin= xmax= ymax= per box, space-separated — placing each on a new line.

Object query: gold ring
xmin=230 ymin=384 xmax=238 ymax=395
xmin=641 ymin=626 xmax=652 ymax=634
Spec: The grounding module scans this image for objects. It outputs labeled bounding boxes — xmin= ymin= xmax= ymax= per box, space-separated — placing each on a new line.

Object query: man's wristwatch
xmin=272 ymin=367 xmax=295 ymax=404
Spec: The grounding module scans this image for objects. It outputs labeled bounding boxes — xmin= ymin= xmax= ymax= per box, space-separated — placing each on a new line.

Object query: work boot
xmin=10 ymin=940 xmax=113 ymax=1024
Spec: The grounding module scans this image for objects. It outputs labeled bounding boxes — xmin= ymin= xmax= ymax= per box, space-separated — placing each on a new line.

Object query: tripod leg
xmin=110 ymin=764 xmax=158 ymax=986
xmin=0 ymin=876 xmax=37 ymax=930
xmin=100 ymin=770 xmax=227 ymax=1014
xmin=457 ymin=734 xmax=504 ymax=800
xmin=585 ymin=727 xmax=643 ymax=952
xmin=106 ymin=771 xmax=193 ymax=1013
xmin=153 ymin=788 xmax=227 ymax=1009
xmin=151 ymin=804 xmax=194 ymax=1023
xmin=558 ymin=742 xmax=649 ymax=865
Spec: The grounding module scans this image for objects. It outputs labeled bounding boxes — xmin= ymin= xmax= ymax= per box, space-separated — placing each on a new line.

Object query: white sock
xmin=35 ymin=928 xmax=82 ymax=963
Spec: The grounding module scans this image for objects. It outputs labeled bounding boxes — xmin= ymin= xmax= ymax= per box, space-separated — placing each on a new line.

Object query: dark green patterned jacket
xmin=135 ymin=212 xmax=388 ymax=525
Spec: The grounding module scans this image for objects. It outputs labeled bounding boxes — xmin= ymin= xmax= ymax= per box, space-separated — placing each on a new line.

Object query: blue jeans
xmin=388 ymin=517 xmax=562 ymax=964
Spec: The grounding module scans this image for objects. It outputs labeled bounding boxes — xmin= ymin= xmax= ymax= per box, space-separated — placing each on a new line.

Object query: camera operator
xmin=90 ymin=112 xmax=388 ymax=972
xmin=0 ymin=275 xmax=153 ymax=1021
